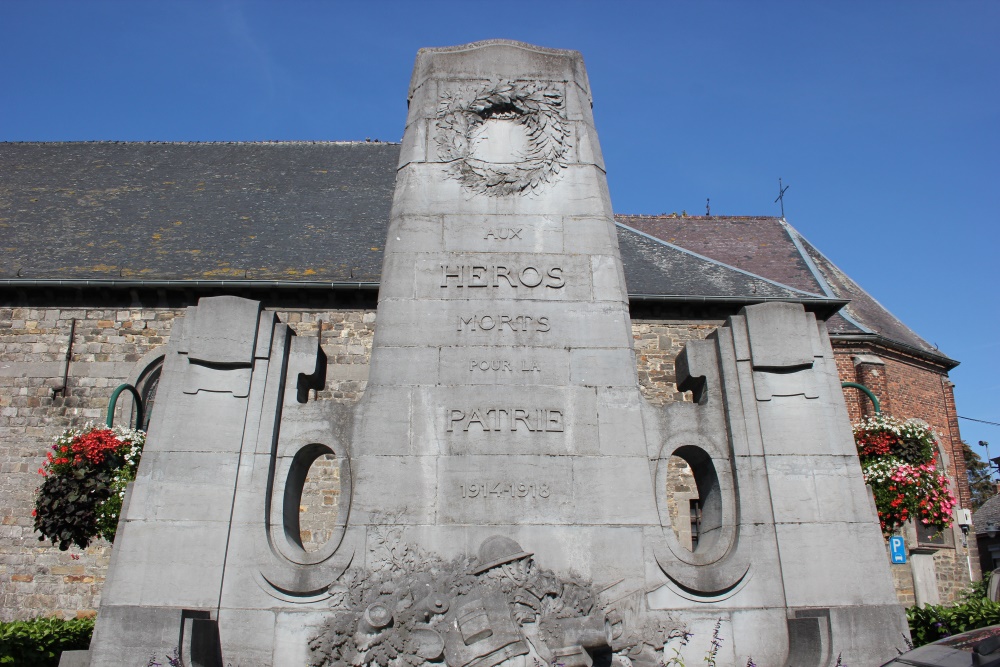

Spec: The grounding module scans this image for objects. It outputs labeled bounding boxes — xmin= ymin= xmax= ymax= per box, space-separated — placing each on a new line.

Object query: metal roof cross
xmin=775 ymin=178 xmax=789 ymax=219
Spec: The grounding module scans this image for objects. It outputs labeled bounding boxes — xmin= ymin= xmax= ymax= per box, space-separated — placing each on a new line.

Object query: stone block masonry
xmin=0 ymin=41 xmax=958 ymax=667
xmin=0 ymin=306 xmax=972 ymax=620
xmin=76 ymin=42 xmax=909 ymax=666
xmin=2 ymin=310 xmax=714 ymax=622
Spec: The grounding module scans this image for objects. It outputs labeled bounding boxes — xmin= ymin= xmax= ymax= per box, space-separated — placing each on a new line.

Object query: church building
xmin=0 ymin=63 xmax=973 ymax=633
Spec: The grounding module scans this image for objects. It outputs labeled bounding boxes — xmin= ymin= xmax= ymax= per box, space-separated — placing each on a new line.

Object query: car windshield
xmin=883 ymin=626 xmax=1000 ymax=667
xmin=936 ymin=625 xmax=1000 ymax=650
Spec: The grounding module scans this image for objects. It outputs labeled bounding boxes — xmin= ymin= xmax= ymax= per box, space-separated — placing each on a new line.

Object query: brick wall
xmin=834 ymin=340 xmax=978 ymax=602
xmin=0 ymin=308 xmax=973 ymax=620
xmin=835 ymin=342 xmax=966 ymax=501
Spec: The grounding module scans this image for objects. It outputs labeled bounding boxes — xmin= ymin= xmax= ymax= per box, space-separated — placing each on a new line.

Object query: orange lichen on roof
xmin=201 ymin=267 xmax=245 ymax=278
xmin=69 ymin=264 xmax=118 ymax=273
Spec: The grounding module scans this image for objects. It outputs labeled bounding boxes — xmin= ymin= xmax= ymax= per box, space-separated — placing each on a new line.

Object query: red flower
xmin=70 ymin=429 xmax=123 ymax=466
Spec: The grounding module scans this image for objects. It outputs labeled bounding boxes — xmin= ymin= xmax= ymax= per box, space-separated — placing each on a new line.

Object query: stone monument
xmin=83 ymin=41 xmax=909 ymax=666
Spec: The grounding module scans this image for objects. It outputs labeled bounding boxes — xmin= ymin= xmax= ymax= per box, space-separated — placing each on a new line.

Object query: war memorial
xmin=74 ymin=41 xmax=910 ymax=666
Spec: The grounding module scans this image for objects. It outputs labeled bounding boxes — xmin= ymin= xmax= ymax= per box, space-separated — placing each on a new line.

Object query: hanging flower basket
xmin=854 ymin=414 xmax=956 ymax=538
xmin=33 ymin=423 xmax=144 ymax=551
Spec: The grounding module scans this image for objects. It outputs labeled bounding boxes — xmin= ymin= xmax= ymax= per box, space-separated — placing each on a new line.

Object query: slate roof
xmin=0 ymin=141 xmax=948 ymax=363
xmin=618 ymin=215 xmax=953 ymax=365
xmin=0 ymin=142 xmax=397 ymax=283
xmin=616 ymin=222 xmax=830 ymax=305
xmin=974 ymin=494 xmax=1000 ymax=535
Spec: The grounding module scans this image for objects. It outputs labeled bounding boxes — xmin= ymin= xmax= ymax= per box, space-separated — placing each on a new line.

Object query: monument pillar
xmin=353 ymin=39 xmax=653 ymax=585
xmin=85 ymin=41 xmax=910 ymax=667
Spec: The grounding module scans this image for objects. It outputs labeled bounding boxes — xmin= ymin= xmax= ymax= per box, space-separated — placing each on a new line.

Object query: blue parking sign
xmin=890 ymin=536 xmax=906 ymax=564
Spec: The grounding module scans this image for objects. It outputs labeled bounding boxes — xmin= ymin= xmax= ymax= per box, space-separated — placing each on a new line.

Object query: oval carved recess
xmin=665 ymin=455 xmax=701 ymax=553
xmin=298 ymin=452 xmax=342 ymax=553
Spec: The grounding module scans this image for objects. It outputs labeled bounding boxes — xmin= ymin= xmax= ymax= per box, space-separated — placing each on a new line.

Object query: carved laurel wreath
xmin=435 ymin=79 xmax=571 ymax=197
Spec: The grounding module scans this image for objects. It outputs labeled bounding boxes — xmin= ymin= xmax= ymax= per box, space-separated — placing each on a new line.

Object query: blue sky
xmin=3 ymin=1 xmax=998 ymax=465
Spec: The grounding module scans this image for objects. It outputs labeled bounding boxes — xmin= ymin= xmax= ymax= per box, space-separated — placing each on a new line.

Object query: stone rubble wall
xmin=891 ymin=558 xmax=917 ymax=607
xmin=885 ymin=527 xmax=975 ymax=607
xmin=934 ymin=541 xmax=977 ymax=605
xmin=632 ymin=319 xmax=720 ymax=406
xmin=0 ymin=306 xmax=373 ymax=621
xmin=0 ymin=307 xmax=970 ymax=620
xmin=0 ymin=307 xmax=182 ymax=621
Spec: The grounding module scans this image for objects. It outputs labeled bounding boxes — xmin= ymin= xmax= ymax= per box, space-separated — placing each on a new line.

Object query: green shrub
xmin=962 ymin=577 xmax=992 ymax=602
xmin=907 ymin=598 xmax=1000 ymax=647
xmin=0 ymin=616 xmax=94 ymax=666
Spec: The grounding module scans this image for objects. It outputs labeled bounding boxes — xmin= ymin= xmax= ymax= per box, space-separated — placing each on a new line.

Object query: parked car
xmin=883 ymin=625 xmax=1000 ymax=667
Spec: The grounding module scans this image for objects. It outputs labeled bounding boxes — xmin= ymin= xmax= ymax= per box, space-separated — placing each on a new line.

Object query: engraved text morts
xmin=85 ymin=41 xmax=911 ymax=666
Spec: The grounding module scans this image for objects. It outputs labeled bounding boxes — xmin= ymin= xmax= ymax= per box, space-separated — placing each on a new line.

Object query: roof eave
xmin=0 ymin=279 xmax=849 ymax=318
xmin=0 ymin=278 xmax=380 ymax=291
xmin=828 ymin=332 xmax=959 ymax=370
xmin=628 ymin=294 xmax=848 ymax=318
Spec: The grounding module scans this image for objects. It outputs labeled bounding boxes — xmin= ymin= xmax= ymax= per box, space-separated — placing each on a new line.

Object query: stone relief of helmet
xmin=471 ymin=535 xmax=534 ymax=575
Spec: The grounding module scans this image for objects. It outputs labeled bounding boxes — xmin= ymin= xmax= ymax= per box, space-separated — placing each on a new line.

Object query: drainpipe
xmin=52 ymin=318 xmax=76 ymax=399
xmin=842 ymin=382 xmax=881 ymax=415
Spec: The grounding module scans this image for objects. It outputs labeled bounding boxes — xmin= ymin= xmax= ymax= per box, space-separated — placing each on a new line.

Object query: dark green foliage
xmin=33 ymin=467 xmax=112 ymax=551
xmin=0 ymin=616 xmax=94 ymax=666
xmin=963 ymin=441 xmax=995 ymax=512
xmin=907 ymin=598 xmax=1000 ymax=647
xmin=894 ymin=435 xmax=935 ymax=466
xmin=963 ymin=577 xmax=992 ymax=602
xmin=34 ymin=425 xmax=145 ymax=550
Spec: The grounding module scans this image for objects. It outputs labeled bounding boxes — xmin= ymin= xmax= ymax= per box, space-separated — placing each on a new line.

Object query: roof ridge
xmin=777 ymin=219 xmax=873 ymax=334
xmin=616 ymin=221 xmax=829 ymax=299
xmin=781 ymin=219 xmax=941 ymax=355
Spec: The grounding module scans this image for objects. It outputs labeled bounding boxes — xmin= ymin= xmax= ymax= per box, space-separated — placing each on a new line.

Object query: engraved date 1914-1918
xmin=460 ymin=481 xmax=551 ymax=499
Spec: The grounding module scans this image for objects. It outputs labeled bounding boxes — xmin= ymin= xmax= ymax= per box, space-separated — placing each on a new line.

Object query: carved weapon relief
xmin=309 ymin=523 xmax=684 ymax=667
xmin=435 ymin=80 xmax=571 ymax=197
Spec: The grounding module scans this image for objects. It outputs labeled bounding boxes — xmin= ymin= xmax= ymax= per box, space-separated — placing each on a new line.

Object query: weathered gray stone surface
xmin=86 ymin=40 xmax=909 ymax=666
xmin=57 ymin=650 xmax=91 ymax=667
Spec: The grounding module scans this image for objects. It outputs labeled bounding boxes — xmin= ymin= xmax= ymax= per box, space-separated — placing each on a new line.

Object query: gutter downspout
xmin=52 ymin=318 xmax=76 ymax=399
xmin=842 ymin=382 xmax=881 ymax=414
